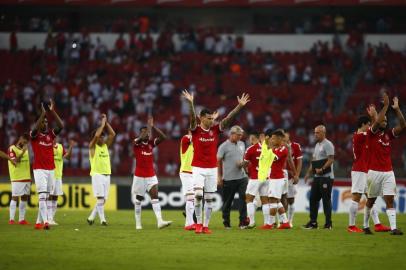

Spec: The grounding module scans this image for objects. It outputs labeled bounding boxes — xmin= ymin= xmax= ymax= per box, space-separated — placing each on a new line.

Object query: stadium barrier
xmin=0 ymin=182 xmax=405 ymax=213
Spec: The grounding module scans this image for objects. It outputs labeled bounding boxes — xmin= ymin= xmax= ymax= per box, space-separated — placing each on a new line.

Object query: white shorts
xmin=11 ymin=182 xmax=31 ymax=197
xmin=92 ymin=174 xmax=111 ymax=199
xmin=268 ymin=179 xmax=285 ymax=199
xmin=192 ymin=167 xmax=217 ymax=193
xmin=132 ymin=175 xmax=158 ymax=198
xmin=246 ymin=179 xmax=269 ymax=197
xmin=179 ymin=172 xmax=194 ymax=196
xmin=367 ymin=170 xmax=397 ymax=198
xmin=287 ymin=179 xmax=297 ymax=199
xmin=33 ymin=169 xmax=55 ymax=193
xmin=351 ymin=171 xmax=367 ymax=194
xmin=51 ymin=179 xmax=64 ymax=196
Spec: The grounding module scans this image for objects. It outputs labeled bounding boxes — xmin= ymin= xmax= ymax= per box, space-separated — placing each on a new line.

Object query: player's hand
xmin=315 ymin=168 xmax=323 ymax=175
xmin=366 ymin=104 xmax=377 ymax=117
xmin=382 ymin=92 xmax=390 ymax=107
xmin=217 ymin=177 xmax=224 ymax=188
xmin=212 ymin=111 xmax=219 ymax=121
xmin=10 ymin=158 xmax=17 ymax=167
xmin=392 ymin=97 xmax=399 ymax=110
xmin=237 ymin=93 xmax=250 ymax=106
xmin=147 ymin=116 xmax=154 ymax=127
xmin=41 ymin=103 xmax=46 ymax=114
xmin=101 ymin=114 xmax=107 ymax=125
xmin=49 ymin=99 xmax=55 ymax=111
xmin=182 ymin=90 xmax=194 ymax=103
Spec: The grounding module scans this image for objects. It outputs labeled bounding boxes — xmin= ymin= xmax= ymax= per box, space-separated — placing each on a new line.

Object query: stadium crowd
xmin=1 ymin=26 xmax=406 ymax=177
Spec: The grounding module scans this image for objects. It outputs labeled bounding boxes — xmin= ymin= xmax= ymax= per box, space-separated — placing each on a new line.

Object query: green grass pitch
xmin=0 ymin=210 xmax=405 ymax=270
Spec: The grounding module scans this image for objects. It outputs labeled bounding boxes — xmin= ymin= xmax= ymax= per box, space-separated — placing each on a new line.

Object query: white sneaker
xmin=289 ymin=222 xmax=293 ymax=228
xmin=49 ymin=220 xmax=59 ymax=226
xmin=247 ymin=222 xmax=256 ymax=229
xmin=158 ymin=220 xmax=172 ymax=229
xmin=136 ymin=224 xmax=143 ymax=230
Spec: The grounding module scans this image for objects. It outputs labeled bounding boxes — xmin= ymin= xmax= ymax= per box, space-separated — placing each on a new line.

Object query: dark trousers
xmin=222 ymin=178 xmax=248 ymax=225
xmin=309 ymin=177 xmax=333 ymax=225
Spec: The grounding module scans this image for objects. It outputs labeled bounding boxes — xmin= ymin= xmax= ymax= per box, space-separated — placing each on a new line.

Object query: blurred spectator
xmin=9 ymin=31 xmax=17 ymax=53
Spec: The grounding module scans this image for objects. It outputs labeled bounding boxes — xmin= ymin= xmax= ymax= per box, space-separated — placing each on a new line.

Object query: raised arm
xmin=15 ymin=144 xmax=28 ymax=163
xmin=105 ymin=121 xmax=116 ymax=148
xmin=392 ymin=97 xmax=406 ymax=136
xmin=49 ymin=99 xmax=64 ymax=135
xmin=366 ymin=104 xmax=377 ymax=124
xmin=220 ymin=93 xmax=250 ymax=130
xmin=182 ymin=90 xmax=197 ymax=130
xmin=89 ymin=114 xmax=106 ymax=153
xmin=63 ymin=140 xmax=76 ymax=160
xmin=31 ymin=104 xmax=46 ymax=137
xmin=148 ymin=117 xmax=167 ymax=145
xmin=371 ymin=92 xmax=389 ymax=133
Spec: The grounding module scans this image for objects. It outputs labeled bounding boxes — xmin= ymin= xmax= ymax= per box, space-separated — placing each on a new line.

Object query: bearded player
xmin=182 ymin=90 xmax=250 ymax=234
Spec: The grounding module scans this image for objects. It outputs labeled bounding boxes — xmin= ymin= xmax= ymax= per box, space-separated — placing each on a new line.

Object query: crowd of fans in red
xmin=1 ymin=26 xmax=406 ymax=177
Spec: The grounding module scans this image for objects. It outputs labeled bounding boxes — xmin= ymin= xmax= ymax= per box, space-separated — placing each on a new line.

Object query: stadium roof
xmin=2 ymin=0 xmax=406 ymax=7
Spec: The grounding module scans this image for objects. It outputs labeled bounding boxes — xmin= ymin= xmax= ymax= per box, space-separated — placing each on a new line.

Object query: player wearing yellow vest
xmin=7 ymin=134 xmax=30 ymax=225
xmin=87 ymin=114 xmax=116 ymax=226
xmin=179 ymin=130 xmax=196 ymax=230
xmin=47 ymin=139 xmax=75 ymax=225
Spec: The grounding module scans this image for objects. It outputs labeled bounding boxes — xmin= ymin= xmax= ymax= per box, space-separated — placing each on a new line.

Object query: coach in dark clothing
xmin=217 ymin=125 xmax=248 ymax=229
xmin=303 ymin=125 xmax=335 ymax=229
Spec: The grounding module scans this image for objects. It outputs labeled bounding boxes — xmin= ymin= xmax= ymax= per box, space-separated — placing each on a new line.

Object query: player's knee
xmin=12 ymin=196 xmax=18 ymax=201
xmin=194 ymin=189 xmax=203 ymax=200
xmin=277 ymin=202 xmax=284 ymax=209
xmin=21 ymin=195 xmax=29 ymax=201
xmin=39 ymin=193 xmax=47 ymax=201
xmin=186 ymin=194 xmax=194 ymax=201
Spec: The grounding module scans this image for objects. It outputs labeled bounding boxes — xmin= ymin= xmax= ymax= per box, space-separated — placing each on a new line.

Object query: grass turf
xmin=0 ymin=210 xmax=405 ymax=270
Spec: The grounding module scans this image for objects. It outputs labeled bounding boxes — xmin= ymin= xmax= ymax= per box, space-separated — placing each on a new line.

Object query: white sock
xmin=277 ymin=202 xmax=284 ymax=224
xmin=386 ymin=208 xmax=396 ymax=230
xmin=36 ymin=211 xmax=42 ymax=224
xmin=96 ymin=198 xmax=106 ymax=222
xmin=52 ymin=200 xmax=58 ymax=220
xmin=39 ymin=193 xmax=48 ymax=223
xmin=371 ymin=206 xmax=381 ymax=225
xmin=288 ymin=204 xmax=295 ymax=223
xmin=134 ymin=201 xmax=142 ymax=226
xmin=195 ymin=198 xmax=203 ymax=224
xmin=279 ymin=213 xmax=288 ymax=224
xmin=19 ymin=201 xmax=27 ymax=221
xmin=269 ymin=214 xmax=276 ymax=226
xmin=185 ymin=199 xmax=195 ymax=226
xmin=349 ymin=200 xmax=359 ymax=226
xmin=363 ymin=206 xmax=372 ymax=228
xmin=47 ymin=200 xmax=53 ymax=221
xmin=203 ymin=201 xmax=213 ymax=227
xmin=247 ymin=202 xmax=255 ymax=224
xmin=151 ymin=199 xmax=163 ymax=223
xmin=89 ymin=207 xmax=97 ymax=220
xmin=9 ymin=200 xmax=17 ymax=221
xmin=262 ymin=204 xmax=270 ymax=225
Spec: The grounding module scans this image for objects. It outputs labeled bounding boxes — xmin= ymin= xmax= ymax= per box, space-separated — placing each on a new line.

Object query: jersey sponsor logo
xmin=141 ymin=151 xmax=153 ymax=156
xmin=199 ymin=137 xmax=215 ymax=142
xmin=39 ymin=141 xmax=53 ymax=147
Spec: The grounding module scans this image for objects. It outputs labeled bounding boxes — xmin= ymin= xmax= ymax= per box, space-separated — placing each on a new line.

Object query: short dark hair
xmin=140 ymin=126 xmax=148 ymax=132
xmin=200 ymin=108 xmax=212 ymax=117
xmin=272 ymin=129 xmax=285 ymax=137
xmin=249 ymin=131 xmax=260 ymax=138
xmin=357 ymin=115 xmax=370 ymax=128
xmin=265 ymin=129 xmax=273 ymax=137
